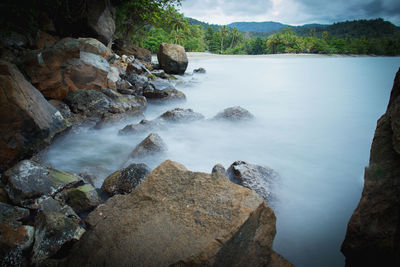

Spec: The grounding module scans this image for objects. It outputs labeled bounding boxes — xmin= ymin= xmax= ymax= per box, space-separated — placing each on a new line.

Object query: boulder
xmin=125 ymin=72 xmax=149 ymax=95
xmin=143 ymin=88 xmax=186 ymax=102
xmin=226 ymin=161 xmax=279 ymax=204
xmin=118 ymin=119 xmax=165 ymax=136
xmin=341 ymin=68 xmax=400 ymax=266
xmin=157 ymin=43 xmax=188 ymax=75
xmin=65 ymin=89 xmax=110 ymax=116
xmin=194 ymin=67 xmax=206 ymax=74
xmin=0 ymin=61 xmax=66 ymax=172
xmin=32 ymin=198 xmax=85 ymax=264
xmin=0 ymin=224 xmax=34 ymax=251
xmin=58 ymin=184 xmax=101 ymax=213
xmin=101 ymin=163 xmax=151 ymax=195
xmin=78 ymin=38 xmax=111 ymax=58
xmin=86 ymin=0 xmax=115 ymax=45
xmin=35 ymin=31 xmax=58 ymax=50
xmin=212 ymin=164 xmax=227 ymax=176
xmin=64 ymin=160 xmax=292 ymax=266
xmin=126 ymin=60 xmax=151 ymax=75
xmin=93 ymin=110 xmax=144 ymax=130
xmin=20 ymin=38 xmax=113 ymax=100
xmin=214 ymin=106 xmax=254 ymax=121
xmin=0 ymin=202 xmax=30 ymax=225
xmin=48 ymin=99 xmax=73 ymax=119
xmin=113 ymin=42 xmax=152 ymax=62
xmin=159 ymin=108 xmax=205 ymax=123
xmin=130 ymin=133 xmax=167 ymax=159
xmin=3 ymin=160 xmax=82 ymax=209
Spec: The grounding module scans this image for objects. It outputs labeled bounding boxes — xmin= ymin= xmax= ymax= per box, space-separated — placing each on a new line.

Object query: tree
xmin=230 ymin=27 xmax=239 ymax=48
xmin=219 ymin=25 xmax=228 ymax=54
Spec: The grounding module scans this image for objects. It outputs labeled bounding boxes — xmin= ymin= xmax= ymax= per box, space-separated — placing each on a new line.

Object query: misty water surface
xmin=45 ymin=54 xmax=400 ymax=267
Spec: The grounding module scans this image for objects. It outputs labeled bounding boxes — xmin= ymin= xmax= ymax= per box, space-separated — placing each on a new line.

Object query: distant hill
xmin=227 ymin=21 xmax=289 ymax=33
xmin=187 ymin=17 xmax=221 ymax=32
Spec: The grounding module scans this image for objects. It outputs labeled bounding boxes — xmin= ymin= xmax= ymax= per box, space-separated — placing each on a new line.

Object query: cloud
xmin=179 ymin=0 xmax=400 ymax=25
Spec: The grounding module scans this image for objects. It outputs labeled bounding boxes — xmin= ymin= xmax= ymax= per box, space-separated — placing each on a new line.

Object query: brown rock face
xmin=21 ymin=38 xmax=113 ymax=100
xmin=0 ymin=61 xmax=66 ymax=172
xmin=64 ymin=160 xmax=292 ymax=267
xmin=113 ymin=43 xmax=152 ymax=62
xmin=341 ymin=68 xmax=400 ymax=267
xmin=157 ymin=43 xmax=188 ymax=75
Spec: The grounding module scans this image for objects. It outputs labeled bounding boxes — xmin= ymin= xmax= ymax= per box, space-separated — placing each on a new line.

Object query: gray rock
xmin=214 ymin=106 xmax=254 ymax=121
xmin=65 ymin=90 xmax=110 ymax=116
xmin=48 ymin=99 xmax=72 ymax=119
xmin=131 ymin=133 xmax=167 ymax=159
xmin=86 ymin=0 xmax=115 ymax=45
xmin=94 ymin=110 xmax=145 ymax=130
xmin=194 ymin=67 xmax=206 ymax=74
xmin=143 ymin=88 xmax=186 ymax=102
xmin=212 ymin=164 xmax=226 ymax=176
xmin=159 ymin=108 xmax=204 ymax=123
xmin=32 ymin=198 xmax=85 ymax=264
xmin=57 ymin=184 xmax=101 ymax=213
xmin=119 ymin=119 xmax=165 ymax=136
xmin=0 ymin=202 xmax=30 ymax=225
xmin=157 ymin=43 xmax=188 ymax=74
xmin=126 ymin=60 xmax=151 ymax=75
xmin=125 ymin=72 xmax=149 ymax=95
xmin=4 ymin=160 xmax=82 ymax=209
xmin=226 ymin=161 xmax=278 ymax=204
xmin=101 ymin=163 xmax=151 ymax=195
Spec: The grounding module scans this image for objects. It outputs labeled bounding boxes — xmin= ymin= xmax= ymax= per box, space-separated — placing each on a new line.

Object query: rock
xmin=143 ymin=88 xmax=186 ymax=102
xmin=0 ymin=31 xmax=29 ymax=48
xmin=48 ymin=99 xmax=72 ymax=118
xmin=214 ymin=106 xmax=254 ymax=121
xmin=126 ymin=60 xmax=151 ymax=75
xmin=3 ymin=160 xmax=82 ymax=209
xmin=94 ymin=110 xmax=144 ymax=130
xmin=341 ymin=68 xmax=400 ymax=266
xmin=0 ymin=202 xmax=30 ymax=225
xmin=35 ymin=31 xmax=58 ymax=50
xmin=149 ymin=79 xmax=176 ymax=91
xmin=113 ymin=42 xmax=152 ymax=63
xmin=65 ymin=90 xmax=110 ymax=116
xmin=108 ymin=95 xmax=147 ymax=114
xmin=32 ymin=198 xmax=85 ymax=264
xmin=101 ymin=163 xmax=150 ymax=195
xmin=64 ymin=160 xmax=292 ymax=266
xmin=159 ymin=108 xmax=205 ymax=123
xmin=20 ymin=38 xmax=112 ymax=100
xmin=130 ymin=133 xmax=167 ymax=159
xmin=116 ymin=80 xmax=133 ymax=92
xmin=194 ymin=67 xmax=206 ymax=74
xmin=58 ymin=184 xmax=101 ymax=213
xmin=157 ymin=43 xmax=188 ymax=75
xmin=118 ymin=119 xmax=165 ymax=136
xmin=0 ymin=61 xmax=66 ymax=172
xmin=226 ymin=161 xmax=278 ymax=204
xmin=85 ymin=0 xmax=115 ymax=45
xmin=79 ymin=38 xmax=111 ymax=59
xmin=125 ymin=72 xmax=149 ymax=95
xmin=212 ymin=164 xmax=227 ymax=176
xmin=117 ymin=88 xmax=135 ymax=95
xmin=0 ymin=224 xmax=34 ymax=251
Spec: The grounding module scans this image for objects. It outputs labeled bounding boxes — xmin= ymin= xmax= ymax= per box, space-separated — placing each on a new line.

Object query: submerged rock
xmin=214 ymin=106 xmax=254 ymax=121
xmin=118 ymin=119 xmax=165 ymax=136
xmin=341 ymin=68 xmax=400 ymax=266
xmin=212 ymin=164 xmax=227 ymax=176
xmin=193 ymin=67 xmax=206 ymax=74
xmin=157 ymin=43 xmax=188 ymax=74
xmin=3 ymin=160 xmax=82 ymax=209
xmin=102 ymin=163 xmax=151 ymax=195
xmin=143 ymin=88 xmax=186 ymax=102
xmin=159 ymin=108 xmax=205 ymax=123
xmin=130 ymin=133 xmax=167 ymax=159
xmin=64 ymin=160 xmax=292 ymax=266
xmin=32 ymin=198 xmax=85 ymax=264
xmin=226 ymin=161 xmax=279 ymax=204
xmin=0 ymin=61 xmax=66 ymax=172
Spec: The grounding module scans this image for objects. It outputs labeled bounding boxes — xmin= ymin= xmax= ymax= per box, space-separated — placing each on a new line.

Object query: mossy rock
xmin=60 ymin=184 xmax=101 ymax=213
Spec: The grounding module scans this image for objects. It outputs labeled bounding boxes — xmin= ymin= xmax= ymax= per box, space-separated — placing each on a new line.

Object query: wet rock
xmin=193 ymin=67 xmax=206 ymax=74
xmin=149 ymin=78 xmax=176 ymax=91
xmin=102 ymin=163 xmax=150 ymax=195
xmin=4 ymin=160 xmax=82 ymax=209
xmin=0 ymin=202 xmax=30 ymax=225
xmin=65 ymin=89 xmax=110 ymax=116
xmin=117 ymin=88 xmax=135 ymax=95
xmin=152 ymin=70 xmax=177 ymax=80
xmin=157 ymin=43 xmax=188 ymax=74
xmin=126 ymin=60 xmax=151 ymax=75
xmin=143 ymin=88 xmax=186 ymax=102
xmin=65 ymin=160 xmax=292 ymax=266
xmin=108 ymin=95 xmax=147 ymax=114
xmin=131 ymin=133 xmax=167 ymax=159
xmin=226 ymin=161 xmax=278 ymax=204
xmin=116 ymin=80 xmax=133 ymax=92
xmin=119 ymin=119 xmax=165 ymax=136
xmin=0 ymin=31 xmax=29 ymax=48
xmin=212 ymin=164 xmax=227 ymax=176
xmin=159 ymin=108 xmax=204 ymax=123
xmin=214 ymin=106 xmax=254 ymax=121
xmin=125 ymin=72 xmax=149 ymax=95
xmin=58 ymin=184 xmax=101 ymax=213
xmin=48 ymin=99 xmax=72 ymax=118
xmin=0 ymin=224 xmax=34 ymax=251
xmin=32 ymin=198 xmax=85 ymax=264
xmin=94 ymin=110 xmax=144 ymax=130
xmin=341 ymin=68 xmax=400 ymax=266
xmin=0 ymin=61 xmax=66 ymax=172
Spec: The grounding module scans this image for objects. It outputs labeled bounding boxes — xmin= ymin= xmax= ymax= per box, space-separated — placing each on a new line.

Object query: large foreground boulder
xmin=341 ymin=68 xmax=400 ymax=267
xmin=157 ymin=43 xmax=188 ymax=75
xmin=64 ymin=160 xmax=292 ymax=266
xmin=0 ymin=61 xmax=66 ymax=172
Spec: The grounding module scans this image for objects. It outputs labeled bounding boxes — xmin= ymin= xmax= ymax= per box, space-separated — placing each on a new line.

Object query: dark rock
xmin=64 ymin=160 xmax=293 ymax=266
xmin=0 ymin=202 xmax=30 ymax=225
xmin=58 ymin=184 xmax=101 ymax=213
xmin=0 ymin=61 xmax=66 ymax=172
xmin=78 ymin=37 xmax=111 ymax=59
xmin=149 ymin=79 xmax=176 ymax=91
xmin=116 ymin=80 xmax=133 ymax=92
xmin=194 ymin=67 xmax=206 ymax=74
xmin=143 ymin=88 xmax=186 ymax=102
xmin=157 ymin=43 xmax=188 ymax=75
xmin=4 ymin=160 xmax=82 ymax=209
xmin=101 ymin=163 xmax=150 ymax=195
xmin=118 ymin=119 xmax=165 ymax=136
xmin=117 ymin=88 xmax=135 ymax=95
xmin=108 ymin=95 xmax=147 ymax=114
xmin=125 ymin=72 xmax=149 ymax=95
xmin=0 ymin=31 xmax=29 ymax=48
xmin=126 ymin=60 xmax=151 ymax=75
xmin=130 ymin=133 xmax=167 ymax=159
xmin=35 ymin=31 xmax=58 ymax=50
xmin=159 ymin=108 xmax=204 ymax=123
xmin=65 ymin=90 xmax=110 ymax=116
xmin=226 ymin=161 xmax=278 ymax=204
xmin=212 ymin=164 xmax=226 ymax=176
xmin=341 ymin=68 xmax=400 ymax=267
xmin=86 ymin=0 xmax=115 ymax=45
xmin=214 ymin=106 xmax=254 ymax=121
xmin=32 ymin=198 xmax=85 ymax=264
xmin=48 ymin=99 xmax=72 ymax=119
xmin=0 ymin=224 xmax=34 ymax=251
xmin=113 ymin=42 xmax=152 ymax=62
xmin=94 ymin=110 xmax=144 ymax=129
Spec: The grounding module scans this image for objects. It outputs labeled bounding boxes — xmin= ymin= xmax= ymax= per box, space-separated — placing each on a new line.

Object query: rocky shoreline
xmin=0 ymin=6 xmax=292 ymax=266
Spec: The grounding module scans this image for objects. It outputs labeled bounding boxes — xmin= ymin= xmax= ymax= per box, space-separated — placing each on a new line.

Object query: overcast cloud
xmin=179 ymin=0 xmax=400 ymax=26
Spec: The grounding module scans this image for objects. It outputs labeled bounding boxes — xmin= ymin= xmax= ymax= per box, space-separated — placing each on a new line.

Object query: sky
xmin=178 ymin=0 xmax=400 ymax=26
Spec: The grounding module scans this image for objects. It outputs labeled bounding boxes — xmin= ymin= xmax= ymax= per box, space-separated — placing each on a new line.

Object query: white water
xmin=45 ymin=54 xmax=400 ymax=266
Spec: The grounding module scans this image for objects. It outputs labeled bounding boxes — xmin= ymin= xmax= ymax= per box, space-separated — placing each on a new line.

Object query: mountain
xmin=187 ymin=17 xmax=221 ymax=32
xmin=227 ymin=21 xmax=288 ymax=33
